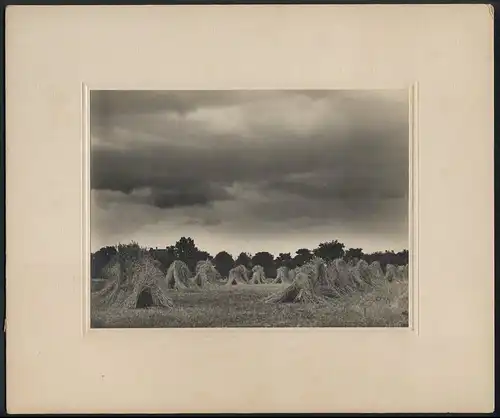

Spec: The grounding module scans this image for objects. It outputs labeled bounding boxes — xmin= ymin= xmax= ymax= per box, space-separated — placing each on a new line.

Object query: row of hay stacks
xmin=264 ymin=258 xmax=409 ymax=304
xmin=165 ymin=259 xmax=222 ymax=289
xmin=227 ymin=263 xmax=316 ymax=286
xmin=226 ymin=264 xmax=270 ymax=285
xmin=95 ymin=256 xmax=268 ymax=310
xmin=226 ymin=263 xmax=299 ymax=285
xmin=265 ymin=257 xmax=329 ymax=304
xmin=94 ymin=256 xmax=271 ymax=310
xmin=93 ymin=248 xmax=409 ymax=310
xmin=385 ymin=263 xmax=409 ymax=282
xmin=94 ymin=256 xmax=224 ymax=310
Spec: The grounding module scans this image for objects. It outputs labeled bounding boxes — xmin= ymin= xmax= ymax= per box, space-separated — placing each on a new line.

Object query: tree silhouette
xmin=276 ymin=252 xmax=293 ymax=268
xmin=197 ymin=250 xmax=213 ymax=260
xmin=91 ymin=235 xmax=410 ymax=281
xmin=397 ymin=250 xmax=409 ymax=264
xmin=313 ymin=240 xmax=345 ymax=261
xmin=213 ymin=251 xmax=235 ymax=277
xmin=146 ymin=238 xmax=212 ymax=273
xmin=294 ymin=248 xmax=313 ymax=267
xmin=148 ymin=248 xmax=176 ymax=273
xmin=235 ymin=252 xmax=252 ymax=269
xmin=345 ymin=247 xmax=364 ymax=263
xmin=116 ymin=242 xmax=143 ymax=275
xmin=169 ymin=237 xmax=214 ymax=272
xmin=174 ymin=237 xmax=197 ymax=268
xmin=362 ymin=249 xmax=409 ymax=272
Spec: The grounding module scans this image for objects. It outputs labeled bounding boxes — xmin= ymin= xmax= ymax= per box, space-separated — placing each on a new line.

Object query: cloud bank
xmin=91 ymin=89 xmax=409 ymax=255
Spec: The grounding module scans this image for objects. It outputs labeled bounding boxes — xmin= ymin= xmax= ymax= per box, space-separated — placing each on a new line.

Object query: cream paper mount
xmin=5 ymin=4 xmax=494 ymax=414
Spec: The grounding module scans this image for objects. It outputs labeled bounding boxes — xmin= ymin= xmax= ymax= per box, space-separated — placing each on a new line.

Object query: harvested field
xmin=91 ymin=277 xmax=409 ymax=328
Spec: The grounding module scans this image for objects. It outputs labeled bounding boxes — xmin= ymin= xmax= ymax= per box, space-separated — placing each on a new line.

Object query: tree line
xmin=91 ymin=237 xmax=409 ymax=279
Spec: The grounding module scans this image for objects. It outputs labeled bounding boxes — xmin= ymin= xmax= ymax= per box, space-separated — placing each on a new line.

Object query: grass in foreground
xmin=91 ymin=278 xmax=409 ymax=328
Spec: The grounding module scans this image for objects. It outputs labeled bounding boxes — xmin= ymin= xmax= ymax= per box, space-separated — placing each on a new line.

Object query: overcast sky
xmin=90 ymin=90 xmax=409 ymax=257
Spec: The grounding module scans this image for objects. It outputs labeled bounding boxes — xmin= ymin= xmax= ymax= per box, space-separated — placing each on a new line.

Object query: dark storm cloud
xmin=151 ymin=188 xmax=216 ymax=209
xmin=151 ymin=181 xmax=233 ymax=209
xmin=90 ymin=89 xmax=409 ymax=230
xmin=91 ymin=132 xmax=407 ymax=208
xmin=91 ymin=171 xmax=233 ymax=210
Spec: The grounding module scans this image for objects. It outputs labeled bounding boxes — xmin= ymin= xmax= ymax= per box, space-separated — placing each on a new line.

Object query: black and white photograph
xmin=90 ymin=89 xmax=410 ymax=328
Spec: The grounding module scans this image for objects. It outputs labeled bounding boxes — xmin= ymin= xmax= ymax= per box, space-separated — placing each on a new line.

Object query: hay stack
xmin=165 ymin=260 xmax=194 ymax=289
xmin=95 ymin=254 xmax=134 ymax=306
xmin=100 ymin=256 xmax=121 ymax=282
xmin=249 ymin=265 xmax=266 ymax=284
xmin=265 ymin=257 xmax=330 ymax=304
xmin=324 ymin=257 xmax=378 ymax=295
xmin=347 ymin=258 xmax=357 ymax=268
xmin=193 ymin=260 xmax=221 ymax=287
xmin=369 ymin=261 xmax=384 ymax=279
xmin=95 ymin=259 xmax=118 ymax=302
xmin=226 ymin=264 xmax=249 ymax=285
xmin=326 ymin=261 xmax=339 ymax=286
xmin=384 ymin=264 xmax=399 ymax=282
xmin=398 ymin=265 xmax=408 ymax=280
xmin=329 ymin=258 xmax=357 ymax=294
xmin=122 ymin=256 xmax=173 ymax=308
xmin=94 ymin=253 xmax=173 ymax=309
xmin=273 ymin=266 xmax=291 ymax=284
xmin=351 ymin=259 xmax=373 ymax=287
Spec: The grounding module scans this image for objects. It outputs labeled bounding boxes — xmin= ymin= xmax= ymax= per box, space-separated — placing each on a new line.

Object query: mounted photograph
xmin=89 ymin=89 xmax=411 ymax=328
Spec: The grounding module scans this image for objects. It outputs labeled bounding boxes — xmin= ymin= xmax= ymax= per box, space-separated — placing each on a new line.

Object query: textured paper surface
xmin=6 ymin=5 xmax=494 ymax=413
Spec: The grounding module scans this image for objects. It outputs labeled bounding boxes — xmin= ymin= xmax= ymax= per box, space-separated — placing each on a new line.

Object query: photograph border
xmin=83 ymin=84 xmax=417 ymax=333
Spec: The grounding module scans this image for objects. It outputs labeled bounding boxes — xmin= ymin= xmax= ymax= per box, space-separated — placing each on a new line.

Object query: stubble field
xmin=91 ymin=277 xmax=409 ymax=328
